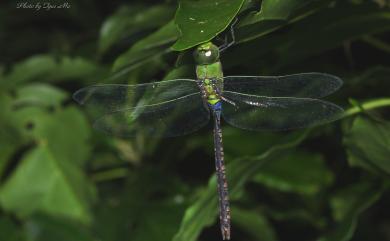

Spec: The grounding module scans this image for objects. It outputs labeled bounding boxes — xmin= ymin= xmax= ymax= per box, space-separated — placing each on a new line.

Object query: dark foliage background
xmin=0 ymin=0 xmax=390 ymax=241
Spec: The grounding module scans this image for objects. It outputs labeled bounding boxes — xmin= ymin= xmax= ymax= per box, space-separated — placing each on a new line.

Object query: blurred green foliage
xmin=0 ymin=0 xmax=390 ymax=241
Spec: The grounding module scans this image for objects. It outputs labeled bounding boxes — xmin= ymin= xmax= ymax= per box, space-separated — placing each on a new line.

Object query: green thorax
xmin=194 ymin=42 xmax=224 ymax=105
xmin=196 ymin=61 xmax=223 ymax=80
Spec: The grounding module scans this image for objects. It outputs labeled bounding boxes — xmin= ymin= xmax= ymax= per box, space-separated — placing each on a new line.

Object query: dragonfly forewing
xmin=222 ymin=91 xmax=344 ymax=131
xmin=73 ymin=79 xmax=200 ymax=120
xmin=223 ymin=73 xmax=343 ymax=98
xmin=93 ymin=93 xmax=210 ymax=137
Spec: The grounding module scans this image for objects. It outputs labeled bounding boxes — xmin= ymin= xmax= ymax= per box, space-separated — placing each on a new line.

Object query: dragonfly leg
xmin=211 ymin=82 xmax=237 ymax=107
xmin=219 ymin=18 xmax=238 ymax=53
xmin=196 ymin=80 xmax=209 ymax=99
xmin=221 ymin=96 xmax=237 ymax=107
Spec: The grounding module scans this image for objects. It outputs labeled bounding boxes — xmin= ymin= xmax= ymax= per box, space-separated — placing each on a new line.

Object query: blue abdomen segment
xmin=210 ymin=101 xmax=222 ymax=111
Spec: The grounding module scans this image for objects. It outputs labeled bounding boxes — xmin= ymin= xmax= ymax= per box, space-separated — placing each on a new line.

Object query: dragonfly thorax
xmin=194 ymin=43 xmax=224 ymax=106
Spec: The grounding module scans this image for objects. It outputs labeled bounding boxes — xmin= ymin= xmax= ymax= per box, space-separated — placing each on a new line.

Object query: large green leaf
xmin=99 ymin=5 xmax=174 ymax=54
xmin=172 ymin=131 xmax=308 ymax=241
xmin=273 ymin=2 xmax=390 ymax=69
xmin=236 ymin=0 xmax=329 ymax=43
xmin=0 ymin=146 xmax=95 ymax=223
xmin=172 ymin=0 xmax=245 ymax=51
xmin=253 ymin=151 xmax=334 ymax=195
xmin=11 ymin=106 xmax=91 ymax=167
xmin=32 ymin=107 xmax=92 ymax=166
xmin=344 ymin=117 xmax=390 ymax=176
xmin=239 ymin=0 xmax=322 ymax=26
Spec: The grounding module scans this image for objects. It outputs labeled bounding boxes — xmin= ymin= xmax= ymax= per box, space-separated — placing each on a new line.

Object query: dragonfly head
xmin=194 ymin=42 xmax=220 ymax=65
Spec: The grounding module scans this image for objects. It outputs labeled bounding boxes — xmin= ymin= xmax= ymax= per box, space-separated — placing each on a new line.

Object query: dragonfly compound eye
xmin=194 ymin=42 xmax=220 ymax=65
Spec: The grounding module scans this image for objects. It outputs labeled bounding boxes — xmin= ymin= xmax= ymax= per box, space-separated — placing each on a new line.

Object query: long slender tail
xmin=213 ymin=109 xmax=231 ymax=240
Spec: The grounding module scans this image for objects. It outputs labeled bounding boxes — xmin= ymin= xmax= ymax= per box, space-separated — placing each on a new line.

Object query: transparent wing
xmin=93 ymin=93 xmax=210 ymax=137
xmin=223 ymin=73 xmax=343 ymax=98
xmin=73 ymin=79 xmax=200 ymax=119
xmin=222 ymin=91 xmax=343 ymax=131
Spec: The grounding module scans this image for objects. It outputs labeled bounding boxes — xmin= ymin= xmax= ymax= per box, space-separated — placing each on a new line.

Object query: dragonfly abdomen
xmin=210 ymin=101 xmax=222 ymax=111
xmin=213 ymin=109 xmax=231 ymax=240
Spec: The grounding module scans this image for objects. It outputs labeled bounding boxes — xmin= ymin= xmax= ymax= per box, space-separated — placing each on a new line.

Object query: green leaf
xmin=253 ymin=151 xmax=334 ymax=195
xmin=186 ymin=128 xmax=288 ymax=160
xmin=93 ymin=167 xmax=187 ymax=241
xmin=236 ymin=0 xmax=328 ymax=43
xmin=130 ymin=203 xmax=187 ymax=241
xmin=317 ymin=181 xmax=385 ymax=241
xmin=0 ymin=93 xmax=23 ymax=177
xmin=344 ymin=117 xmax=390 ymax=175
xmin=11 ymin=106 xmax=92 ymax=167
xmin=274 ymin=2 xmax=390 ymax=69
xmin=32 ymin=107 xmax=92 ymax=166
xmin=0 ymin=216 xmax=26 ymax=241
xmin=14 ymin=83 xmax=68 ymax=108
xmin=224 ymin=130 xmax=293 ymax=157
xmin=172 ymin=131 xmax=308 ymax=241
xmin=25 ymin=214 xmax=95 ymax=241
xmin=172 ymin=0 xmax=245 ymax=51
xmin=2 ymin=56 xmax=99 ymax=89
xmin=267 ymin=207 xmax=326 ymax=227
xmin=240 ymin=0 xmax=320 ymax=25
xmin=112 ymin=20 xmax=178 ymax=76
xmin=226 ymin=2 xmax=390 ymax=71
xmin=99 ymin=5 xmax=174 ymax=54
xmin=0 ymin=145 xmax=95 ymax=223
xmin=42 ymin=57 xmax=100 ymax=84
xmin=2 ymin=55 xmax=57 ymax=87
xmin=233 ymin=207 xmax=277 ymax=241
xmin=162 ymin=65 xmax=195 ymax=81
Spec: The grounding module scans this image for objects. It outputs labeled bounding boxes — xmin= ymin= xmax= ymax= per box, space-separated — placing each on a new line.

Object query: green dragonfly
xmin=73 ymin=41 xmax=343 ymax=240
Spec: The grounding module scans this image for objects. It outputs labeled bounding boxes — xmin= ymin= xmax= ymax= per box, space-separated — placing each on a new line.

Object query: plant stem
xmin=344 ymin=98 xmax=390 ymax=117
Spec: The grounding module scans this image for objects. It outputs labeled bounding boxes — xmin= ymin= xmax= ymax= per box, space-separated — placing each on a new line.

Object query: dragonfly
xmin=73 ymin=41 xmax=343 ymax=240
